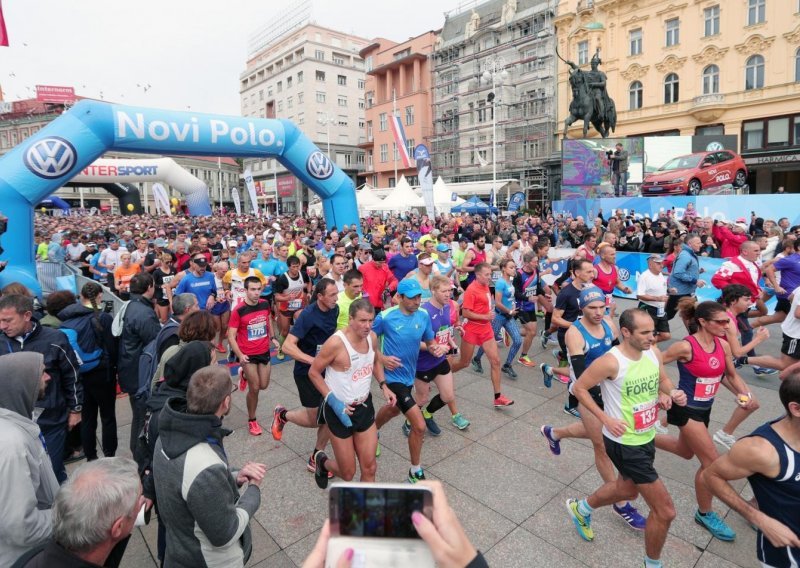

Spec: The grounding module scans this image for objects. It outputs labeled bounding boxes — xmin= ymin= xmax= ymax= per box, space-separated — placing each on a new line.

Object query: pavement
xmin=97 ymin=299 xmax=785 ymax=568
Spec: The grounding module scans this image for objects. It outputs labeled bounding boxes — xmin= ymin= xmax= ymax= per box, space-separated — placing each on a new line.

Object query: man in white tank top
xmin=307 ymin=298 xmax=395 ymax=489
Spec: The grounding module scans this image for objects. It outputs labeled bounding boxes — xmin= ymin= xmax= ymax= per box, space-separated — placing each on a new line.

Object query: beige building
xmin=555 ymin=0 xmax=800 ymax=193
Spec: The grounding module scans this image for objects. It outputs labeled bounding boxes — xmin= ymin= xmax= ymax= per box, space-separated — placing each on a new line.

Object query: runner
xmin=228 ymin=276 xmax=280 ymax=436
xmin=540 ymin=287 xmax=647 ymax=531
xmin=373 ymin=279 xmax=446 ymax=483
xmin=656 ymin=300 xmax=759 ymax=541
xmin=458 ymin=231 xmax=487 ymax=289
xmin=568 ymin=309 xmax=686 ymax=568
xmin=403 ymin=253 xmax=435 ymax=301
xmin=592 ymin=244 xmax=633 ymax=317
xmin=223 ymin=251 xmax=266 ymax=311
xmin=309 ymin=298 xmax=394 ymax=489
xmin=450 ymin=262 xmax=515 ymax=408
xmin=636 ymin=254 xmax=671 ymax=343
xmin=209 ymin=260 xmax=231 ymax=354
xmin=152 ymin=251 xmax=176 ymax=324
xmin=512 ymin=252 xmax=543 ymax=368
xmin=273 ymin=256 xmax=310 ymax=355
xmin=433 ymin=243 xmax=455 ymax=279
xmin=336 ymin=269 xmax=363 ymax=330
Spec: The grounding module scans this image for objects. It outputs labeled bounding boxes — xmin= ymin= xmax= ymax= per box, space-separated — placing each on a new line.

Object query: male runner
xmin=309 ymin=298 xmax=394 ymax=489
xmin=636 ymin=254 xmax=671 ymax=343
xmin=335 ymin=269 xmax=364 ymax=330
xmin=458 ymin=231 xmax=487 ymax=288
xmin=228 ymin=276 xmax=281 ymax=436
xmin=513 ymin=251 xmax=544 ymax=367
xmin=223 ymin=251 xmax=266 ymax=310
xmin=273 ymin=255 xmax=310 ymax=352
xmin=567 ymin=309 xmax=687 ymax=568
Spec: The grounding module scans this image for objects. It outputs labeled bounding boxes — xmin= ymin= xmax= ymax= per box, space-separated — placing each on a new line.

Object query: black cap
xmin=372 ymin=249 xmax=386 ymax=261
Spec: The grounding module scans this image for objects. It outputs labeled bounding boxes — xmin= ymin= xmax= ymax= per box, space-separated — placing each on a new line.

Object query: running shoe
xmin=238 ymin=367 xmax=247 ymax=392
xmin=402 ymin=420 xmax=412 ymax=437
xmin=494 ymin=394 xmax=514 ymax=408
xmin=502 ymin=363 xmax=518 ymax=379
xmin=540 ymin=363 xmax=554 ymax=388
xmin=535 ymin=310 xmax=545 ymax=318
xmin=733 ymin=357 xmax=745 ymax=369
xmin=753 ymin=366 xmax=778 ymax=377
xmin=548 ymin=334 xmax=560 ymax=345
xmin=566 ymin=498 xmax=594 ymax=541
xmin=502 ymin=328 xmax=511 ymax=348
xmin=451 ymin=413 xmax=470 ymax=430
xmin=422 ymin=409 xmax=441 ymax=436
xmin=655 ymin=422 xmax=669 ymax=435
xmin=271 ymin=405 xmax=287 ymax=441
xmin=518 ymin=354 xmax=536 ymax=367
xmin=563 ymin=405 xmax=581 ymax=419
xmin=408 ymin=468 xmax=426 ymax=484
xmin=215 ymin=342 xmax=226 ymax=354
xmin=471 ymin=357 xmax=483 ymax=374
xmin=694 ymin=510 xmax=736 ymax=541
xmin=248 ymin=420 xmax=263 ymax=436
xmin=552 ymin=348 xmax=566 ymax=366
xmin=375 ymin=443 xmax=381 ymax=457
xmin=713 ymin=429 xmax=736 ymax=450
xmin=314 ymin=450 xmax=330 ymax=489
xmin=540 ymin=425 xmax=561 ymax=456
xmin=307 ymin=452 xmax=333 ymax=478
xmin=276 ymin=349 xmax=285 ymax=361
xmin=540 ymin=330 xmax=549 ymax=350
xmin=613 ymin=502 xmax=647 ymax=531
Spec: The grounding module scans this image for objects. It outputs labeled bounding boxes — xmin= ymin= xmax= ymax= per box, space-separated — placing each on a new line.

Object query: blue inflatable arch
xmin=0 ymin=100 xmax=359 ymax=294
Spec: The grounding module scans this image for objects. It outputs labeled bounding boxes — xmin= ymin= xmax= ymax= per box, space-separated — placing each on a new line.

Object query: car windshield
xmin=658 ymin=155 xmax=702 ymax=171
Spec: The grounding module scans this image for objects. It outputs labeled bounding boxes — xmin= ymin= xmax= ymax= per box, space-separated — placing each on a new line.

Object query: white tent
xmin=355 ymin=184 xmax=385 ymax=216
xmin=365 ymin=176 xmax=424 ymax=211
xmin=432 ymin=177 xmax=465 ymax=213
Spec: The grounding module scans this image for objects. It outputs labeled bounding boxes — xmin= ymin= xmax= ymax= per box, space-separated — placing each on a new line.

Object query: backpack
xmin=60 ymin=314 xmax=104 ymax=373
xmin=136 ymin=321 xmax=179 ymax=401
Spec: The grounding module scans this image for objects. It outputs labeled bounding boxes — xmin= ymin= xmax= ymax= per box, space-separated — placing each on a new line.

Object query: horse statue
xmin=563 ymin=66 xmax=594 ymax=138
xmin=561 ymin=48 xmax=617 ymax=139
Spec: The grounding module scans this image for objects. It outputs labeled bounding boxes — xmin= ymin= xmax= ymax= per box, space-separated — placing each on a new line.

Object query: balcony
xmin=690 ymin=94 xmax=727 ymax=122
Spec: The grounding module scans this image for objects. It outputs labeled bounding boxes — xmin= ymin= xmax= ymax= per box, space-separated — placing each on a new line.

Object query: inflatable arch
xmin=64 ymin=181 xmax=144 ymax=214
xmin=0 ymin=100 xmax=360 ymax=294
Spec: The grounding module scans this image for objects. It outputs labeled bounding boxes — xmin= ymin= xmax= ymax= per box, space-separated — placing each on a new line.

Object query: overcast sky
xmin=0 ymin=0 xmax=467 ymax=115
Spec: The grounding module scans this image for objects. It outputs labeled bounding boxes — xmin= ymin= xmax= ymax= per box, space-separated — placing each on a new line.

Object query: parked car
xmin=640 ymin=150 xmax=747 ymax=196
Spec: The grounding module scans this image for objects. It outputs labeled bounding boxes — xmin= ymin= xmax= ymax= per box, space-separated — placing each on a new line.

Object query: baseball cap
xmin=86 ymin=242 xmax=97 ymax=248
xmin=419 ymin=256 xmax=435 ymax=266
xmin=372 ymin=249 xmax=387 ymax=262
xmin=397 ymin=279 xmax=424 ymax=298
xmin=358 ymin=243 xmax=372 ymax=250
xmin=648 ymin=254 xmax=664 ymax=263
xmin=227 ymin=240 xmax=238 ymax=248
xmin=154 ymin=238 xmax=167 ymax=247
xmin=578 ymin=286 xmax=606 ymax=309
xmin=436 ymin=243 xmax=450 ymax=252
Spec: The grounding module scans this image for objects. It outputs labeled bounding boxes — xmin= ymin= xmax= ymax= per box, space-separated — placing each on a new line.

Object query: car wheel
xmin=688 ymin=179 xmax=701 ymax=196
xmin=734 ymin=169 xmax=747 ymax=187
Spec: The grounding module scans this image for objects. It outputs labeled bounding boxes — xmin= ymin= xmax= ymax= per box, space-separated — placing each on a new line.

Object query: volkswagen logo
xmin=306 ymin=151 xmax=334 ymax=180
xmin=618 ymin=268 xmax=630 ymax=281
xmin=24 ymin=137 xmax=77 ymax=179
xmin=706 ymin=141 xmax=724 ymax=151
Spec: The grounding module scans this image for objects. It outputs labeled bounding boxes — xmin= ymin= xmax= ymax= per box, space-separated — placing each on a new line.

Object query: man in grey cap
xmin=143 ymin=238 xmax=168 ymax=274
xmin=354 ymin=242 xmax=372 ymax=269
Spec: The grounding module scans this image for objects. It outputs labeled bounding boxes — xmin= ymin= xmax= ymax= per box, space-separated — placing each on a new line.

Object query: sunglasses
xmin=707 ymin=318 xmax=731 ymax=325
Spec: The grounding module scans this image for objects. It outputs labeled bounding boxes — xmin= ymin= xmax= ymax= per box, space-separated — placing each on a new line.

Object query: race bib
xmin=435 ymin=326 xmax=451 ymax=346
xmin=288 ymin=299 xmax=303 ymax=310
xmin=491 ymin=270 xmax=501 ymax=282
xmin=605 ymin=293 xmax=613 ymax=307
xmin=247 ymin=320 xmax=267 ymax=340
xmin=632 ymin=400 xmax=658 ymax=433
xmin=656 ymin=305 xmax=666 ymax=318
xmin=693 ymin=376 xmax=722 ymax=402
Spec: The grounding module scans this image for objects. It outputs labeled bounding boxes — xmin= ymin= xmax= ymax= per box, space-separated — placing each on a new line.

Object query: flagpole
xmin=392 ymin=89 xmax=398 ymax=187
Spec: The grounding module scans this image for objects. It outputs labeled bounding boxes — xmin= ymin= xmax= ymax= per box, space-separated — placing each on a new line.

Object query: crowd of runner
xmin=0 ymin=205 xmax=799 ymax=568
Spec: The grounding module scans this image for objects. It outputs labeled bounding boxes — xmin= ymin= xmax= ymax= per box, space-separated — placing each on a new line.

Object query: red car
xmin=640 ymin=150 xmax=748 ymax=196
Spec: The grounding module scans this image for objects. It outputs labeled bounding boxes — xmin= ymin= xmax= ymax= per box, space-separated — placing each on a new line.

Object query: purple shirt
xmin=417 ymin=301 xmax=451 ymax=372
xmin=773 ymin=253 xmax=800 ymax=297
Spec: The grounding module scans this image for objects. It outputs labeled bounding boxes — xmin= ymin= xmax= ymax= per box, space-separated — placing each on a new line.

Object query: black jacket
xmin=117 ymin=295 xmax=160 ymax=394
xmin=57 ymin=303 xmax=119 ymax=380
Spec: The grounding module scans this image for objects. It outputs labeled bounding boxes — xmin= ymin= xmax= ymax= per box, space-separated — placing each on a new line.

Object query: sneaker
xmin=248 ymin=420 xmax=263 ymax=436
xmin=713 ymin=429 xmax=737 ymax=450
xmin=566 ymin=498 xmax=594 ymax=541
xmin=540 ymin=425 xmax=561 ymax=456
xmin=540 ymin=330 xmax=549 ymax=350
xmin=535 ymin=310 xmax=545 ymax=318
xmin=552 ymin=348 xmax=566 ymax=366
xmin=694 ymin=510 xmax=736 ymax=541
xmin=308 ymin=453 xmax=333 ymax=478
xmin=215 ymin=342 xmax=226 ymax=354
xmin=518 ymin=354 xmax=536 ymax=367
xmin=547 ymin=334 xmax=560 ymax=345
xmin=422 ymin=409 xmax=441 ymax=436
xmin=471 ymin=357 xmax=483 ymax=374
xmin=540 ymin=363 xmax=554 ymax=388
xmin=733 ymin=357 xmax=745 ymax=369
xmin=408 ymin=468 xmax=426 ymax=484
xmin=502 ymin=363 xmax=518 ymax=379
xmin=276 ymin=349 xmax=285 ymax=361
xmin=655 ymin=422 xmax=669 ymax=435
xmin=613 ymin=502 xmax=647 ymax=531
xmin=238 ymin=367 xmax=247 ymax=392
xmin=271 ymin=405 xmax=287 ymax=440
xmin=376 ymin=443 xmax=381 ymax=457
xmin=314 ymin=450 xmax=330 ymax=489
xmin=451 ymin=413 xmax=470 ymax=430
xmin=753 ymin=366 xmax=778 ymax=377
xmin=401 ymin=420 xmax=411 ymax=437
xmin=494 ymin=394 xmax=514 ymax=408
xmin=564 ymin=405 xmax=581 ymax=419
xmin=501 ymin=328 xmax=511 ymax=348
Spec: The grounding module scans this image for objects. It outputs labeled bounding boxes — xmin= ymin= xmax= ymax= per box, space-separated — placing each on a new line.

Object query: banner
xmin=243 ymin=167 xmax=259 ymax=216
xmin=35 ymin=85 xmax=76 ymax=104
xmin=0 ymin=1 xmax=8 ymax=47
xmin=151 ymin=183 xmax=171 ymax=216
xmin=414 ymin=144 xmax=435 ymax=220
xmin=231 ymin=187 xmax=242 ymax=216
xmin=507 ymin=191 xmax=525 ymax=213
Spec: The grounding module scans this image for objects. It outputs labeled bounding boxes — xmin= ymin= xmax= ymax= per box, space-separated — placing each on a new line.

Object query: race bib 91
xmin=693 ymin=376 xmax=722 ymax=402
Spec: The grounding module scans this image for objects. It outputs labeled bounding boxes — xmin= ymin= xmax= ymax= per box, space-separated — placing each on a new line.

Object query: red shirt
xmin=463 ymin=281 xmax=492 ymax=331
xmin=358 ymin=261 xmax=398 ymax=310
xmin=592 ymin=263 xmax=618 ymax=294
xmin=228 ymin=299 xmax=272 ymax=356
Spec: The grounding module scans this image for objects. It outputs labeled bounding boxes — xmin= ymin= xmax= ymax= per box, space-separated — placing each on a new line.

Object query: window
xmin=405 ymin=106 xmax=415 ymax=126
xmin=745 ymin=54 xmax=765 ymax=90
xmin=287 ymin=96 xmax=293 ymax=109
xmin=577 ymin=41 xmax=589 ymax=65
xmin=357 ymin=79 xmax=365 ymax=89
xmin=704 ymin=6 xmax=720 ymax=36
xmin=277 ymin=101 xmax=283 ymax=112
xmin=315 ymin=49 xmax=325 ymax=60
xmin=367 ymin=151 xmax=373 ymax=169
xmin=664 ymin=73 xmax=679 ymax=103
xmin=287 ymin=77 xmax=292 ymax=89
xmin=338 ymin=96 xmax=347 ymax=107
xmin=379 ymin=113 xmax=387 ymax=131
xmin=316 ymin=70 xmax=325 ymax=82
xmin=629 ymin=29 xmax=642 ymax=55
xmin=365 ymin=56 xmax=373 ymax=72
xmin=748 ymin=0 xmax=765 ymax=25
xmin=337 ymin=75 xmax=347 ymax=86
xmin=298 ymin=92 xmax=304 ymax=104
xmin=380 ymin=144 xmax=388 ymax=162
xmin=297 ymin=71 xmax=303 ymax=83
xmin=277 ymin=81 xmax=283 ymax=93
xmin=358 ymin=99 xmax=365 ymax=109
xmin=767 ymin=117 xmax=790 ymax=146
xmin=702 ymin=65 xmax=719 ymax=94
xmin=297 ymin=112 xmax=305 ymax=124
xmin=406 ymin=138 xmax=415 ymax=158
xmin=356 ymin=153 xmax=365 ymax=165
xmin=316 ymin=92 xmax=326 ymax=103
xmin=794 ymin=115 xmax=800 ymax=145
xmin=695 ymin=124 xmax=724 ymax=136
xmin=259 ymin=90 xmax=264 ymax=101
xmin=388 ymin=177 xmax=396 ymax=188
xmin=743 ymin=121 xmax=764 ymax=149
xmin=332 ymin=55 xmax=345 ymax=65
xmin=796 ymin=48 xmax=800 ymax=82
xmin=367 ymin=121 xmax=373 ymax=140
xmin=477 ymin=101 xmax=487 ymax=123
xmin=629 ymin=81 xmax=643 ymax=109
xmin=665 ymin=18 xmax=680 ymax=46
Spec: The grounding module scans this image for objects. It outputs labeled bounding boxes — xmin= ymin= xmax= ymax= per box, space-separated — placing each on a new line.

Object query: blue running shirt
xmin=372 ymin=306 xmax=434 ymax=386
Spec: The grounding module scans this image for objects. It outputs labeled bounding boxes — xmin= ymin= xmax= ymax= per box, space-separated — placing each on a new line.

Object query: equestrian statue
xmin=561 ymin=47 xmax=617 ymax=138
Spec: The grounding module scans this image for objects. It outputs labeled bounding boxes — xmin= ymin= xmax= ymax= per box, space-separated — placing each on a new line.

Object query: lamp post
xmin=481 ymin=57 xmax=509 ymax=212
xmin=317 ymin=113 xmax=336 ymax=157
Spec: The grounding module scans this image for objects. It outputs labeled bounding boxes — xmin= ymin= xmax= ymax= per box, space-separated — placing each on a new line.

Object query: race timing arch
xmin=0 ymin=100 xmax=359 ymax=294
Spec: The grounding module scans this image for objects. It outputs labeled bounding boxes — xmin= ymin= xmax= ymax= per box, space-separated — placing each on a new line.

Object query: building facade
xmin=358 ymin=31 xmax=437 ymax=189
xmin=239 ymin=23 xmax=370 ymax=214
xmin=430 ymin=0 xmax=559 ymax=209
xmin=555 ymin=0 xmax=800 ymax=193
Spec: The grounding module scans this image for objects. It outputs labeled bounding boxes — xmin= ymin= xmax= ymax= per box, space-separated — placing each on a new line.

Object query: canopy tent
xmin=432 ymin=177 xmax=465 ymax=213
xmin=355 ymin=184 xmax=385 ymax=215
xmin=450 ymin=195 xmax=498 ymax=215
xmin=365 ymin=176 xmax=424 ymax=211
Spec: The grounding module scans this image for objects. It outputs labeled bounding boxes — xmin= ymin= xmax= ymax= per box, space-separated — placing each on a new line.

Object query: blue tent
xmin=450 ymin=195 xmax=498 ymax=215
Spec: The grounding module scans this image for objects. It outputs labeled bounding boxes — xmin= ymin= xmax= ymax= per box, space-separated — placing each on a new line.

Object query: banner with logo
xmin=243 ymin=167 xmax=258 ymax=216
xmin=152 ymin=183 xmax=171 ymax=216
xmin=414 ymin=144 xmax=435 ymax=220
xmin=507 ymin=191 xmax=525 ymax=213
xmin=231 ymin=187 xmax=241 ymax=216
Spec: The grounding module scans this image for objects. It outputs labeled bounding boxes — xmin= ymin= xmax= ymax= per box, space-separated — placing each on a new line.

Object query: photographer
xmin=607 ymin=143 xmax=629 ymax=197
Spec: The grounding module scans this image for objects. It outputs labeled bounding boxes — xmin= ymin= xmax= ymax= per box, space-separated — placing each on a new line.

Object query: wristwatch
xmin=377 ymin=381 xmax=386 ymax=389
xmin=70 ymin=406 xmax=82 ymax=413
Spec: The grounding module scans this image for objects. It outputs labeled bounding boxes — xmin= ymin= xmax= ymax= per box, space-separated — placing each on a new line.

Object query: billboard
xmin=561 ymin=137 xmax=644 ymax=198
xmin=277 ymin=175 xmax=297 ymax=197
xmin=35 ymin=85 xmax=76 ymax=104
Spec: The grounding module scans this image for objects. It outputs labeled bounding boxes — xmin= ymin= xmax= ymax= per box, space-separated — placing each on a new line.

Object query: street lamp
xmin=317 ymin=112 xmax=337 ymax=157
xmin=481 ymin=57 xmax=509 ymax=212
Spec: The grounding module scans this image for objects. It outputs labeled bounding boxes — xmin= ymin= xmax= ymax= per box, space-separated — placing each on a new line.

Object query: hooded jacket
xmin=117 ymin=294 xmax=161 ymax=394
xmin=667 ymin=244 xmax=701 ymax=296
xmin=0 ymin=353 xmax=60 ymax=567
xmin=57 ymin=302 xmax=118 ymax=378
xmin=153 ymin=398 xmax=260 ymax=568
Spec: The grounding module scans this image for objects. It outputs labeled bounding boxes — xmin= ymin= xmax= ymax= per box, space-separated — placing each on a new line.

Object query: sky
xmin=0 ymin=0 xmax=466 ymax=115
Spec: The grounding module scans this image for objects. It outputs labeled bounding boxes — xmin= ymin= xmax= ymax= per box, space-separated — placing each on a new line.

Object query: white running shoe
xmin=713 ymin=429 xmax=737 ymax=450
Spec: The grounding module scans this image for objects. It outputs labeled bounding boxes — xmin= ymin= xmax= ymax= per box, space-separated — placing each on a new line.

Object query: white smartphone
xmin=325 ymin=482 xmax=435 ymax=568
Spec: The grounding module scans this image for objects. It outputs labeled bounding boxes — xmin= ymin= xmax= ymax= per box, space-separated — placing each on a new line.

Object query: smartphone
xmin=326 ymin=482 xmax=435 ymax=568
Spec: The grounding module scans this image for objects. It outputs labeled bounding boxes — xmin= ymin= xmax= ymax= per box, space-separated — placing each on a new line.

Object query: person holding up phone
xmin=308 ymin=299 xmax=393 ymax=489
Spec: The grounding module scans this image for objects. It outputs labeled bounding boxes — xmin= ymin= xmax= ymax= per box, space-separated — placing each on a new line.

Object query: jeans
xmin=40 ymin=422 xmax=67 ymax=484
xmin=81 ymin=367 xmax=118 ymax=460
xmin=613 ymin=170 xmax=629 ymax=196
xmin=475 ymin=312 xmax=523 ymax=366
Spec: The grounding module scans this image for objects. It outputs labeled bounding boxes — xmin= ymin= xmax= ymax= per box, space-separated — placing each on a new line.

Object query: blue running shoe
xmin=401 ymin=420 xmax=411 ymax=437
xmin=540 ymin=363 xmax=554 ymax=388
xmin=753 ymin=366 xmax=778 ymax=377
xmin=422 ymin=409 xmax=441 ymax=436
xmin=408 ymin=468 xmax=426 ymax=484
xmin=564 ymin=405 xmax=581 ymax=419
xmin=613 ymin=502 xmax=646 ymax=531
xmin=540 ymin=425 xmax=561 ymax=456
xmin=566 ymin=498 xmax=594 ymax=541
xmin=694 ymin=510 xmax=736 ymax=541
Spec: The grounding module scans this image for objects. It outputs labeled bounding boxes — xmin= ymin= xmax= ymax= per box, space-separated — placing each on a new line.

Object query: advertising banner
xmin=277 ymin=175 xmax=296 ymax=198
xmin=507 ymin=191 xmax=526 ymax=213
xmin=414 ymin=144 xmax=435 ymax=220
xmin=243 ymin=167 xmax=259 ymax=216
xmin=35 ymin=85 xmax=76 ymax=104
xmin=231 ymin=187 xmax=241 ymax=216
xmin=151 ymin=183 xmax=171 ymax=216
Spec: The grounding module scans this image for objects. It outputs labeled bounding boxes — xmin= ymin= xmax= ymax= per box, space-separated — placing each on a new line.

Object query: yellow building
xmin=555 ymin=0 xmax=800 ymax=193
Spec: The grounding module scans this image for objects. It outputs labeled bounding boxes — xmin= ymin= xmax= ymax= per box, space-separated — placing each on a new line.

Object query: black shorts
xmin=156 ymin=297 xmax=170 ymax=307
xmin=776 ymin=297 xmax=792 ymax=314
xmin=568 ymin=382 xmax=604 ymax=410
xmin=638 ymin=303 xmax=670 ymax=334
xmin=294 ymin=373 xmax=323 ymax=409
xmin=518 ymin=309 xmax=537 ymax=325
xmin=243 ymin=352 xmax=271 ymax=365
xmin=604 ymin=437 xmax=658 ymax=485
xmin=318 ymin=394 xmax=375 ymax=439
xmin=782 ymin=333 xmax=800 ymax=359
xmin=667 ymin=404 xmax=711 ymax=428
xmin=665 ymin=294 xmax=690 ymax=321
xmin=386 ymin=382 xmax=418 ymax=414
xmin=557 ymin=327 xmax=568 ymax=356
xmin=415 ymin=359 xmax=451 ymax=383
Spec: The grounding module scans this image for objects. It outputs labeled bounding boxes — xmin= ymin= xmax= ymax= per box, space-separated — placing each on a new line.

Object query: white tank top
xmin=324 ymin=331 xmax=374 ymax=403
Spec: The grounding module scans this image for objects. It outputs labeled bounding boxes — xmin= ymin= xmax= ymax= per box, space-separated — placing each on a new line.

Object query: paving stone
xmin=245 ymin=519 xmax=282 ymax=566
xmin=119 ymin=527 xmax=157 ymax=567
xmin=484 ymin=526 xmax=587 ymax=568
xmin=440 ymin=481 xmax=518 ymax=553
xmin=250 ymin=550 xmax=298 ymax=568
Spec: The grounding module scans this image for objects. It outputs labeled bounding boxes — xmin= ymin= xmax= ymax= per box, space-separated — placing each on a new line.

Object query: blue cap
xmin=397 ymin=279 xmax=424 ymax=298
xmin=578 ymin=286 xmax=606 ymax=308
xmin=436 ymin=243 xmax=450 ymax=252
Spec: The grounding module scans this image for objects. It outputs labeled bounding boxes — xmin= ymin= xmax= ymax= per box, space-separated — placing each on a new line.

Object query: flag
xmin=243 ymin=167 xmax=259 ymax=216
xmin=507 ymin=191 xmax=526 ymax=213
xmin=152 ymin=183 xmax=171 ymax=216
xmin=414 ymin=145 xmax=435 ymax=220
xmin=231 ymin=187 xmax=242 ymax=216
xmin=474 ymin=150 xmax=489 ymax=168
xmin=389 ymin=114 xmax=412 ymax=168
xmin=0 ymin=1 xmax=8 ymax=47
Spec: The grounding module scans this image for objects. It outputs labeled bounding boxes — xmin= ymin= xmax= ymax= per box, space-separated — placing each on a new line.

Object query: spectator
xmin=39 ymin=290 xmax=77 ymax=329
xmin=713 ymin=219 xmax=750 ymax=259
xmin=47 ymin=233 xmax=66 ymax=263
xmin=388 ymin=237 xmax=419 ymax=281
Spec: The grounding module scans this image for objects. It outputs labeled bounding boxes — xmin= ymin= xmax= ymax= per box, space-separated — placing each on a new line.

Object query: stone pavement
xmin=106 ymin=300 xmax=785 ymax=568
